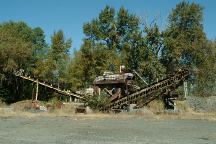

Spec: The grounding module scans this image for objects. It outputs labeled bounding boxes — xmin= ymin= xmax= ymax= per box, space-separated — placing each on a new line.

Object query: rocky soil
xmin=0 ymin=96 xmax=215 ymax=144
xmin=0 ymin=116 xmax=215 ymax=144
xmin=187 ymin=96 xmax=216 ymax=112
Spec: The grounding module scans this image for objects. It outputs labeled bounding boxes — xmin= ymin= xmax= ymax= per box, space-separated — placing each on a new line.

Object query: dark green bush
xmin=84 ymin=92 xmax=110 ymax=111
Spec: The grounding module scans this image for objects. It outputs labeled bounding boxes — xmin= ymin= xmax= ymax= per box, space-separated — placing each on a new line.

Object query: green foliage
xmin=70 ymin=6 xmax=145 ymax=90
xmin=51 ymin=31 xmax=70 ymax=64
xmin=33 ymin=30 xmax=72 ymax=100
xmin=139 ymin=24 xmax=166 ymax=83
xmin=83 ymin=6 xmax=141 ymax=65
xmin=51 ymin=30 xmax=71 ymax=61
xmin=67 ymin=40 xmax=117 ymax=90
xmin=43 ymin=30 xmax=72 ymax=85
xmin=0 ymin=21 xmax=36 ymax=103
xmin=0 ymin=21 xmax=33 ymax=74
xmin=0 ymin=1 xmax=215 ymax=104
xmin=47 ymin=97 xmax=60 ymax=105
xmin=84 ymin=92 xmax=110 ymax=111
xmin=160 ymin=1 xmax=216 ymax=96
xmin=162 ymin=1 xmax=206 ymax=72
xmin=193 ymin=40 xmax=216 ymax=96
xmin=66 ymin=51 xmax=84 ymax=90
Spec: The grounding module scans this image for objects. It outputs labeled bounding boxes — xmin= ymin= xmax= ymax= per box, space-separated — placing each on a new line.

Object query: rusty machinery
xmin=93 ymin=67 xmax=189 ymax=110
xmin=15 ymin=66 xmax=189 ymax=111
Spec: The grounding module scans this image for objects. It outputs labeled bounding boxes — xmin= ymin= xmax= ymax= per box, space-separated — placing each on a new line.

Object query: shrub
xmin=84 ymin=92 xmax=110 ymax=111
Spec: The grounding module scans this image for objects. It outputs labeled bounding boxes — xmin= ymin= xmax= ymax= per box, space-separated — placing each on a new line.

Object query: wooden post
xmin=69 ymin=96 xmax=72 ymax=102
xmin=184 ymin=81 xmax=188 ymax=98
xmin=35 ymin=79 xmax=39 ymax=101
xmin=98 ymin=88 xmax=101 ymax=95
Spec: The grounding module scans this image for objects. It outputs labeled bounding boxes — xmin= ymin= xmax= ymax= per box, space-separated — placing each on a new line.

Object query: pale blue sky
xmin=0 ymin=0 xmax=215 ymax=51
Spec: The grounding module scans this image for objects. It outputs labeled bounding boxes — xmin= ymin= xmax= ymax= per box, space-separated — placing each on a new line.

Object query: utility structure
xmin=93 ymin=66 xmax=189 ymax=110
xmin=15 ymin=70 xmax=83 ymax=101
xmin=15 ymin=66 xmax=189 ymax=111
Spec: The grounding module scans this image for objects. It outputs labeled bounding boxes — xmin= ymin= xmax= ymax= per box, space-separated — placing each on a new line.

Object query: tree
xmin=162 ymin=1 xmax=206 ymax=73
xmin=69 ymin=6 xmax=145 ymax=90
xmin=69 ymin=6 xmax=170 ymax=89
xmin=161 ymin=1 xmax=216 ymax=97
xmin=31 ymin=27 xmax=49 ymax=78
xmin=67 ymin=39 xmax=115 ymax=90
xmin=83 ymin=6 xmax=142 ymax=70
xmin=194 ymin=40 xmax=216 ymax=96
xmin=0 ymin=21 xmax=53 ymax=103
xmin=49 ymin=30 xmax=71 ymax=86
xmin=66 ymin=51 xmax=84 ymax=91
xmin=139 ymin=23 xmax=166 ymax=83
xmin=0 ymin=21 xmax=35 ymax=102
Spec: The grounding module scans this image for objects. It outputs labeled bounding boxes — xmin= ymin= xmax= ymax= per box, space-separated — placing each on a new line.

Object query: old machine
xmin=15 ymin=65 xmax=189 ymax=111
xmin=93 ymin=66 xmax=189 ymax=110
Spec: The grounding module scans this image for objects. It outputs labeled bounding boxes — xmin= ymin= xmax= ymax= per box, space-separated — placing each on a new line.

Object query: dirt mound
xmin=10 ymin=100 xmax=46 ymax=111
xmin=11 ymin=100 xmax=33 ymax=110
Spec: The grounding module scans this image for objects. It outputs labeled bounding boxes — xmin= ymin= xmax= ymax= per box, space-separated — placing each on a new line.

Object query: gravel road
xmin=0 ymin=116 xmax=215 ymax=144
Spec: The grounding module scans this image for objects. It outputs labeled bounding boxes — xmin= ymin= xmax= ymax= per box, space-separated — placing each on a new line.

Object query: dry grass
xmin=158 ymin=111 xmax=216 ymax=121
xmin=1 ymin=108 xmax=215 ymax=121
xmin=147 ymin=100 xmax=164 ymax=113
xmin=10 ymin=100 xmax=34 ymax=111
xmin=0 ymin=100 xmax=215 ymax=121
xmin=0 ymin=108 xmax=215 ymax=121
xmin=47 ymin=103 xmax=76 ymax=116
xmin=175 ymin=100 xmax=191 ymax=112
xmin=0 ymin=99 xmax=6 ymax=107
xmin=142 ymin=100 xmax=216 ymax=121
xmin=0 ymin=107 xmax=136 ymax=120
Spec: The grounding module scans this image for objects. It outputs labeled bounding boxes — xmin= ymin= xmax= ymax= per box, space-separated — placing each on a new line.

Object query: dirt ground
xmin=0 ymin=114 xmax=216 ymax=144
xmin=0 ymin=97 xmax=216 ymax=144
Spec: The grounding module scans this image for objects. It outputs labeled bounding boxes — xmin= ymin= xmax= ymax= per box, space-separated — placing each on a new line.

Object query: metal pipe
xmin=133 ymin=70 xmax=148 ymax=85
